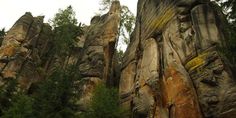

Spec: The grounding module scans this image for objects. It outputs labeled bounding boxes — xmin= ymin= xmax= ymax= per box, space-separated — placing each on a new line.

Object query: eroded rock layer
xmin=0 ymin=1 xmax=121 ymax=111
xmin=119 ymin=0 xmax=236 ymax=118
xmin=1 ymin=0 xmax=235 ymax=117
xmin=0 ymin=12 xmax=53 ymax=89
xmin=77 ymin=1 xmax=121 ymax=110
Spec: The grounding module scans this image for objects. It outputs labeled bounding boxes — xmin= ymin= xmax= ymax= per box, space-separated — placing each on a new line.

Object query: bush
xmin=0 ymin=79 xmax=18 ymax=115
xmin=2 ymin=94 xmax=34 ymax=118
xmin=32 ymin=69 xmax=77 ymax=118
xmin=83 ymin=83 xmax=125 ymax=118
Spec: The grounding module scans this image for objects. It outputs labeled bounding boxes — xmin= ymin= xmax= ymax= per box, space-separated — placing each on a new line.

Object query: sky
xmin=0 ymin=0 xmax=138 ymax=30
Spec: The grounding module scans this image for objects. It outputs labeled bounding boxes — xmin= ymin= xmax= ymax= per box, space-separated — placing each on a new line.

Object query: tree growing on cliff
xmin=99 ymin=0 xmax=114 ymax=11
xmin=0 ymin=28 xmax=6 ymax=45
xmin=214 ymin=0 xmax=236 ymax=23
xmin=0 ymin=28 xmax=5 ymax=38
xmin=50 ymin=6 xmax=83 ymax=56
xmin=120 ymin=5 xmax=135 ymax=45
xmin=220 ymin=0 xmax=236 ymax=65
xmin=213 ymin=0 xmax=236 ymax=66
xmin=49 ymin=5 xmax=84 ymax=69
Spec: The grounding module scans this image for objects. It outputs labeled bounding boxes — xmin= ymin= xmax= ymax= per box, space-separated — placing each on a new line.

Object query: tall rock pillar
xmin=77 ymin=1 xmax=121 ymax=110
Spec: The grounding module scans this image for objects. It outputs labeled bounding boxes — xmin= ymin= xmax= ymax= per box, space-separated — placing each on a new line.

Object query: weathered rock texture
xmin=0 ymin=2 xmax=121 ymax=111
xmin=77 ymin=1 xmax=121 ymax=110
xmin=0 ymin=12 xmax=53 ymax=89
xmin=1 ymin=0 xmax=236 ymax=117
xmin=119 ymin=0 xmax=236 ymax=118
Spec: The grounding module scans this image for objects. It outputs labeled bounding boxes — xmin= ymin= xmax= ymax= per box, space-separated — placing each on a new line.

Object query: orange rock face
xmin=119 ymin=0 xmax=236 ymax=118
xmin=1 ymin=0 xmax=235 ymax=117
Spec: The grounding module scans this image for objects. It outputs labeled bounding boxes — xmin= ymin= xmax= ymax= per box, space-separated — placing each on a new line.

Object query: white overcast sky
xmin=0 ymin=0 xmax=138 ymax=30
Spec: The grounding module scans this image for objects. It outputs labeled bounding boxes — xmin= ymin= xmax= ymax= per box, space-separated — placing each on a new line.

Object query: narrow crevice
xmin=16 ymin=19 xmax=44 ymax=79
xmin=168 ymin=104 xmax=174 ymax=118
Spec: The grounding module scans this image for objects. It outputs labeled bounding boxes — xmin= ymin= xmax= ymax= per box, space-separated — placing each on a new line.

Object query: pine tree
xmin=0 ymin=79 xmax=18 ymax=116
xmin=2 ymin=94 xmax=34 ymax=118
xmin=32 ymin=69 xmax=77 ymax=118
xmin=50 ymin=5 xmax=83 ymax=56
xmin=0 ymin=28 xmax=6 ymax=45
xmin=83 ymin=83 xmax=126 ymax=118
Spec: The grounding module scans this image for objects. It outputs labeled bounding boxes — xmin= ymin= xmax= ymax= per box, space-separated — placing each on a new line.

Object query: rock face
xmin=0 ymin=2 xmax=121 ymax=111
xmin=119 ymin=0 xmax=236 ymax=118
xmin=0 ymin=12 xmax=53 ymax=89
xmin=1 ymin=0 xmax=235 ymax=117
xmin=78 ymin=1 xmax=120 ymax=81
xmin=77 ymin=1 xmax=121 ymax=110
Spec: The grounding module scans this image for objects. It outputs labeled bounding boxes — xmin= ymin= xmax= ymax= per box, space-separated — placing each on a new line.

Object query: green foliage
xmin=116 ymin=49 xmax=124 ymax=63
xmin=2 ymin=94 xmax=34 ymax=118
xmin=120 ymin=6 xmax=135 ymax=45
xmin=214 ymin=0 xmax=236 ymax=24
xmin=33 ymin=68 xmax=78 ymax=118
xmin=0 ymin=7 xmax=82 ymax=115
xmin=0 ymin=28 xmax=5 ymax=38
xmin=51 ymin=6 xmax=83 ymax=55
xmin=51 ymin=6 xmax=77 ymax=28
xmin=0 ymin=80 xmax=34 ymax=118
xmin=83 ymin=83 xmax=125 ymax=118
xmin=99 ymin=0 xmax=114 ymax=12
xmin=213 ymin=0 xmax=236 ymax=65
xmin=0 ymin=28 xmax=6 ymax=45
xmin=223 ymin=26 xmax=236 ymax=65
xmin=0 ymin=79 xmax=18 ymax=115
xmin=0 ymin=6 xmax=84 ymax=118
xmin=0 ymin=65 xmax=81 ymax=118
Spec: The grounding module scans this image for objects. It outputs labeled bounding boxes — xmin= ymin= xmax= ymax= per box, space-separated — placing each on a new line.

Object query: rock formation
xmin=119 ymin=0 xmax=236 ymax=118
xmin=0 ymin=1 xmax=121 ymax=111
xmin=0 ymin=12 xmax=53 ymax=89
xmin=73 ymin=1 xmax=121 ymax=111
xmin=0 ymin=0 xmax=236 ymax=117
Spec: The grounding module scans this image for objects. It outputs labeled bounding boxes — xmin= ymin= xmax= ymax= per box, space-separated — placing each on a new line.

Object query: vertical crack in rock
xmin=120 ymin=0 xmax=236 ymax=118
xmin=0 ymin=12 xmax=53 ymax=89
xmin=1 ymin=0 xmax=236 ymax=117
xmin=77 ymin=1 xmax=121 ymax=111
xmin=0 ymin=1 xmax=122 ymax=112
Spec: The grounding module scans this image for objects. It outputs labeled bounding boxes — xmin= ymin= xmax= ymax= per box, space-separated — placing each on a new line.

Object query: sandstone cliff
xmin=119 ymin=0 xmax=236 ymax=118
xmin=77 ymin=1 xmax=121 ymax=110
xmin=0 ymin=1 xmax=121 ymax=111
xmin=0 ymin=0 xmax=236 ymax=118
xmin=0 ymin=12 xmax=53 ymax=89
